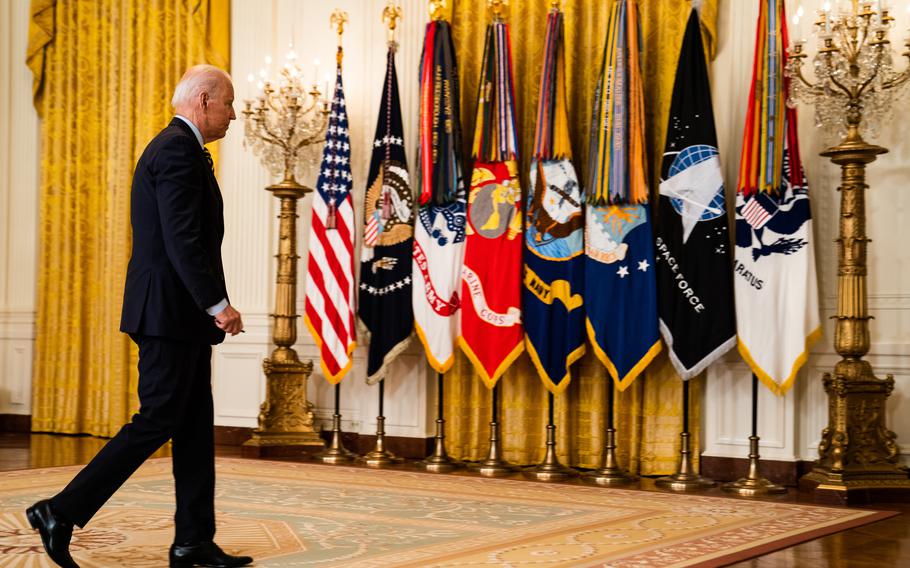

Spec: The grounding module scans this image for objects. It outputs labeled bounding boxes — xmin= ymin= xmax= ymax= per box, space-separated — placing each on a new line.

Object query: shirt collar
xmin=174 ymin=115 xmax=205 ymax=148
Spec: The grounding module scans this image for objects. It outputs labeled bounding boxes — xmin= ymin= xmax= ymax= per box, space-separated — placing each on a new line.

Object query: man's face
xmin=200 ymin=79 xmax=236 ymax=143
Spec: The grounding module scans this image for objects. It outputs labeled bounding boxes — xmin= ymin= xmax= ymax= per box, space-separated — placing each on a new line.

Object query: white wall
xmin=1 ymin=0 xmax=908 ymax=463
xmin=0 ymin=0 xmax=39 ymax=417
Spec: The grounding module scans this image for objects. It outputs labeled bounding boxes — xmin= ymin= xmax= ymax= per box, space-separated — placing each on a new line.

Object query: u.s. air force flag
xmin=656 ymin=8 xmax=736 ymax=380
xmin=359 ymin=43 xmax=414 ymax=384
xmin=735 ymin=0 xmax=820 ymax=395
xmin=412 ymin=20 xmax=466 ymax=374
xmin=524 ymin=8 xmax=585 ymax=395
xmin=585 ymin=0 xmax=660 ymax=391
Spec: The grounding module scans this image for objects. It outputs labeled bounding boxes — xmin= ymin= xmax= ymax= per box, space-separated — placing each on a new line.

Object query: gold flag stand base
xmin=722 ymin=436 xmax=787 ymax=496
xmin=469 ymin=383 xmax=518 ymax=477
xmin=524 ymin=424 xmax=577 ymax=482
xmin=242 ymin=357 xmax=324 ymax=458
xmin=359 ymin=381 xmax=402 ymax=468
xmin=656 ymin=432 xmax=716 ymax=491
xmin=524 ymin=394 xmax=577 ymax=482
xmin=585 ymin=376 xmax=636 ymax=486
xmin=584 ymin=427 xmax=637 ymax=486
xmin=417 ymin=373 xmax=461 ymax=473
xmin=314 ymin=384 xmax=356 ymax=464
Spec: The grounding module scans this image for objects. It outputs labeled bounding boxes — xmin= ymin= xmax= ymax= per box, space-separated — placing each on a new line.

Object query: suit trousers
xmin=51 ymin=335 xmax=216 ymax=544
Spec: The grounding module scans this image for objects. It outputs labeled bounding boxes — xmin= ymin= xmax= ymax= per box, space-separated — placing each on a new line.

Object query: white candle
xmin=313 ymin=58 xmax=320 ymax=85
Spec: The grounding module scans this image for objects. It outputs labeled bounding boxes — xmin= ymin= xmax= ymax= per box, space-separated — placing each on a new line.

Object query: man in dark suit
xmin=27 ymin=65 xmax=252 ymax=568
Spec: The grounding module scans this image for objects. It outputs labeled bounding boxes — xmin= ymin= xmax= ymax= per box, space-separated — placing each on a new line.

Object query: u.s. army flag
xmin=412 ymin=20 xmax=467 ymax=374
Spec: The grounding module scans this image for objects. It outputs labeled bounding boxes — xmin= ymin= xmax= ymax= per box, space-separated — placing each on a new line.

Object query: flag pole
xmin=585 ymin=374 xmax=637 ymax=485
xmin=525 ymin=391 xmax=578 ymax=481
xmin=470 ymin=382 xmax=518 ymax=477
xmin=722 ymin=374 xmax=786 ymax=495
xmin=655 ymin=380 xmax=716 ymax=491
xmin=361 ymin=379 xmax=402 ymax=467
xmin=418 ymin=372 xmax=462 ymax=472
xmin=313 ymin=383 xmax=357 ymax=463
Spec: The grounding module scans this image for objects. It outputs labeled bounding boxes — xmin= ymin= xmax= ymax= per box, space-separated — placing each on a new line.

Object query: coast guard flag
xmin=656 ymin=9 xmax=736 ymax=380
xmin=459 ymin=19 xmax=524 ymax=388
xmin=735 ymin=0 xmax=820 ymax=395
xmin=585 ymin=0 xmax=660 ymax=391
xmin=359 ymin=44 xmax=414 ymax=384
xmin=524 ymin=8 xmax=585 ymax=395
xmin=412 ymin=20 xmax=467 ymax=373
xmin=304 ymin=53 xmax=356 ymax=384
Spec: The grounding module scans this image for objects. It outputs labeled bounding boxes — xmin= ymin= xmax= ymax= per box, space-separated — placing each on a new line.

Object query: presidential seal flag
xmin=524 ymin=8 xmax=585 ymax=395
xmin=359 ymin=43 xmax=414 ymax=384
xmin=412 ymin=19 xmax=467 ymax=373
xmin=655 ymin=8 xmax=736 ymax=380
xmin=304 ymin=52 xmax=356 ymax=384
xmin=735 ymin=0 xmax=820 ymax=395
xmin=458 ymin=18 xmax=524 ymax=389
xmin=584 ymin=0 xmax=660 ymax=391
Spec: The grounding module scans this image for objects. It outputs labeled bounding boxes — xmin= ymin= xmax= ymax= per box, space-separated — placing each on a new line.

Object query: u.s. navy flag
xmin=459 ymin=19 xmax=524 ymax=389
xmin=584 ymin=0 xmax=660 ymax=391
xmin=304 ymin=53 xmax=356 ymax=384
xmin=359 ymin=44 xmax=414 ymax=385
xmin=656 ymin=9 xmax=736 ymax=380
xmin=412 ymin=20 xmax=467 ymax=374
xmin=735 ymin=0 xmax=820 ymax=395
xmin=524 ymin=8 xmax=585 ymax=395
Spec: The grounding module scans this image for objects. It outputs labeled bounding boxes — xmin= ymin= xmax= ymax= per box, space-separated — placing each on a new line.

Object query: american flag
xmin=304 ymin=63 xmax=356 ymax=384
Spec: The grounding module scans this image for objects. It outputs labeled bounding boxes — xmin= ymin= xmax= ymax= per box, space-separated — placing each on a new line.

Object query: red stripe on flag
xmin=311 ymin=212 xmax=352 ymax=298
xmin=306 ymin=259 xmax=352 ymax=356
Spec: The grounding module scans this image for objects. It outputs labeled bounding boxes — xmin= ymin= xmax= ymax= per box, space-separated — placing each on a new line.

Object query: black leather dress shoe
xmin=169 ymin=541 xmax=253 ymax=567
xmin=25 ymin=499 xmax=79 ymax=568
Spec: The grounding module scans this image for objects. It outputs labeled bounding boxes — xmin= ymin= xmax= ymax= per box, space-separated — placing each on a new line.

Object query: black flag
xmin=655 ymin=10 xmax=735 ymax=380
xmin=358 ymin=46 xmax=415 ymax=383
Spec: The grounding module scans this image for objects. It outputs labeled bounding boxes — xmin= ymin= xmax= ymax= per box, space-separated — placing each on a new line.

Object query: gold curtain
xmin=26 ymin=0 xmax=230 ymax=437
xmin=443 ymin=0 xmax=716 ymax=473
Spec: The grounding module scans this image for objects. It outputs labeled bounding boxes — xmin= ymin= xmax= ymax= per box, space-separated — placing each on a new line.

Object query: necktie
xmin=202 ymin=148 xmax=214 ymax=172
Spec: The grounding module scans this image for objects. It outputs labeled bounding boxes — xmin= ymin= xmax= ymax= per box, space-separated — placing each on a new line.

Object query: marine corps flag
xmin=584 ymin=0 xmax=660 ymax=391
xmin=304 ymin=52 xmax=356 ymax=383
xmin=656 ymin=9 xmax=736 ymax=380
xmin=459 ymin=19 xmax=524 ymax=388
xmin=524 ymin=8 xmax=585 ymax=395
xmin=412 ymin=20 xmax=467 ymax=373
xmin=735 ymin=0 xmax=821 ymax=395
xmin=359 ymin=44 xmax=414 ymax=384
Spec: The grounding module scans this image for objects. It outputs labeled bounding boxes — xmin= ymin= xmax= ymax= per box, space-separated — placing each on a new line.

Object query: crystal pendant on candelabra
xmin=242 ymin=58 xmax=331 ymax=185
xmin=785 ymin=3 xmax=910 ymax=142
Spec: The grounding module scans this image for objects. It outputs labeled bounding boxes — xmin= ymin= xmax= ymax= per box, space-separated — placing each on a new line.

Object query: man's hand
xmin=214 ymin=305 xmax=244 ymax=336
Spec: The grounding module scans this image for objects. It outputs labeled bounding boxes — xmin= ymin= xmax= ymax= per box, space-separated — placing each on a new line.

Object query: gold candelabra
xmin=787 ymin=0 xmax=910 ymax=502
xmin=241 ymin=43 xmax=331 ymax=455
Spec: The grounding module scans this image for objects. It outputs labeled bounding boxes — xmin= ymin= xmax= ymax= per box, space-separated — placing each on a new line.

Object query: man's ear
xmin=200 ymin=91 xmax=210 ymax=110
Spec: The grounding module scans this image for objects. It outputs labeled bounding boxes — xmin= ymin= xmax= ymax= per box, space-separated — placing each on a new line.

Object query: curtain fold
xmin=444 ymin=0 xmax=715 ymax=474
xmin=26 ymin=0 xmax=230 ymax=437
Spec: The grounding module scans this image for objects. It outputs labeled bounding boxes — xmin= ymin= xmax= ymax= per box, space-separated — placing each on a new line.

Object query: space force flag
xmin=524 ymin=8 xmax=585 ymax=395
xmin=459 ymin=19 xmax=524 ymax=388
xmin=304 ymin=50 xmax=356 ymax=384
xmin=735 ymin=0 xmax=821 ymax=395
xmin=656 ymin=9 xmax=736 ymax=380
xmin=584 ymin=0 xmax=660 ymax=391
xmin=359 ymin=44 xmax=414 ymax=384
xmin=412 ymin=20 xmax=467 ymax=374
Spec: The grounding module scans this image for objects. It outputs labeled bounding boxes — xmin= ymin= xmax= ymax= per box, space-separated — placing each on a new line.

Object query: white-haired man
xmin=26 ymin=65 xmax=252 ymax=568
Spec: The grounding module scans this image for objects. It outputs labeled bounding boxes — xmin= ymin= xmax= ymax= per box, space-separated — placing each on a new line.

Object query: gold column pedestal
xmin=799 ymin=133 xmax=910 ymax=504
xmin=243 ymin=180 xmax=324 ymax=457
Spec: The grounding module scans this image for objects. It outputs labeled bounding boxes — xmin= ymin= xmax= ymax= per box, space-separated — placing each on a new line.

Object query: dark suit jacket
xmin=120 ymin=118 xmax=227 ymax=345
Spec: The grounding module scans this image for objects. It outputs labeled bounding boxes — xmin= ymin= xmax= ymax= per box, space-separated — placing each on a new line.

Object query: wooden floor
xmin=2 ymin=432 xmax=908 ymax=567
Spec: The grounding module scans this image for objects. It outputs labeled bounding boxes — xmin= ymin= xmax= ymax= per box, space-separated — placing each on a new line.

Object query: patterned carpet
xmin=0 ymin=458 xmax=893 ymax=567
